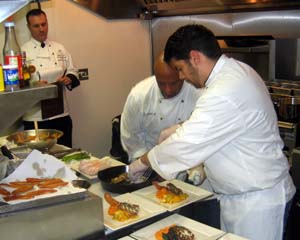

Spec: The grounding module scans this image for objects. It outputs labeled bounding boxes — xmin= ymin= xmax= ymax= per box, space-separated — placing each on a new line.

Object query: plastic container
xmin=3 ymin=64 xmax=19 ymax=91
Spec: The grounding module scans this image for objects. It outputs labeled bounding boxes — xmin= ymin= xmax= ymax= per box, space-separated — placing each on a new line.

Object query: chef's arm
xmin=121 ymin=93 xmax=148 ymax=162
xmin=66 ymin=73 xmax=80 ymax=90
xmin=140 ymin=151 xmax=206 ymax=185
xmin=60 ymin=46 xmax=80 ymax=90
xmin=134 ymin=122 xmax=183 ymax=166
xmin=140 ymin=152 xmax=151 ymax=166
xmin=158 ymin=123 xmax=182 ymax=144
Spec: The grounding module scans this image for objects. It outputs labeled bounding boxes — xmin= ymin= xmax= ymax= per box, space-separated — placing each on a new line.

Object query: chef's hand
xmin=158 ymin=124 xmax=181 ymax=144
xmin=57 ymin=75 xmax=72 ymax=86
xmin=187 ymin=164 xmax=206 ymax=186
xmin=36 ymin=79 xmax=48 ymax=86
xmin=128 ymin=158 xmax=148 ymax=181
xmin=175 ymin=171 xmax=188 ymax=182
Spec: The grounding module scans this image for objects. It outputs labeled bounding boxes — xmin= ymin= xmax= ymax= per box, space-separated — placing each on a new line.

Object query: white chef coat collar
xmin=30 ymin=37 xmax=49 ymax=48
xmin=205 ymin=54 xmax=228 ymax=87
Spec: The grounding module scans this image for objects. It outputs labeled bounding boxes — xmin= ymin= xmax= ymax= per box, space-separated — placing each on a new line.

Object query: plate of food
xmin=0 ymin=150 xmax=86 ymax=204
xmin=130 ymin=213 xmax=225 ymax=240
xmin=132 ymin=179 xmax=213 ymax=211
xmin=103 ymin=192 xmax=166 ymax=231
xmin=0 ymin=177 xmax=84 ymax=203
xmin=69 ymin=156 xmax=125 ymax=180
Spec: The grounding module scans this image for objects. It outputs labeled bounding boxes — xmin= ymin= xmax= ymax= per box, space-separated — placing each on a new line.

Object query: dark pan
xmin=98 ymin=165 xmax=157 ymax=194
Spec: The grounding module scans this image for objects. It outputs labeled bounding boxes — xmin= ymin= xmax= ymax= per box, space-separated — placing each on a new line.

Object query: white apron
xmin=220 ymin=174 xmax=294 ymax=240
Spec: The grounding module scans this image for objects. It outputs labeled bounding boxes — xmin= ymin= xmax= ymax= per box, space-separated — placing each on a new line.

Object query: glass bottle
xmin=3 ymin=21 xmax=22 ymax=89
xmin=21 ymin=51 xmax=31 ymax=87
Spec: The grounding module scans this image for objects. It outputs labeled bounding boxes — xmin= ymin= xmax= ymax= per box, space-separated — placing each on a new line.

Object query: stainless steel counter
xmin=0 ymin=190 xmax=105 ymax=240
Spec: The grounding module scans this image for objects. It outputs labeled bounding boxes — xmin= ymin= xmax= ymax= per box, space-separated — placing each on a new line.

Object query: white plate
xmin=221 ymin=233 xmax=249 ymax=240
xmin=69 ymin=156 xmax=125 ymax=180
xmin=117 ymin=236 xmax=135 ymax=240
xmin=132 ymin=179 xmax=213 ymax=211
xmin=103 ymin=193 xmax=167 ymax=231
xmin=130 ymin=213 xmax=225 ymax=240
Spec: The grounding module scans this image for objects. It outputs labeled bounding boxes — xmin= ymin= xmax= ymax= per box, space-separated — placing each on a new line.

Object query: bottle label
xmin=4 ymin=55 xmax=23 ymax=80
xmin=3 ymin=67 xmax=19 ymax=86
xmin=0 ymin=65 xmax=4 ymax=92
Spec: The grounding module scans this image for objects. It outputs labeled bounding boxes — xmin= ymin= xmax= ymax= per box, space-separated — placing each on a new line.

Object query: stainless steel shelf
xmin=0 ymin=1 xmax=30 ymax=23
xmin=0 ymin=85 xmax=57 ymax=135
xmin=0 ymin=1 xmax=49 ymax=23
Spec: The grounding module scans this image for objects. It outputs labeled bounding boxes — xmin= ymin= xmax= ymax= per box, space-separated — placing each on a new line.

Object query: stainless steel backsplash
xmin=151 ymin=9 xmax=300 ymax=81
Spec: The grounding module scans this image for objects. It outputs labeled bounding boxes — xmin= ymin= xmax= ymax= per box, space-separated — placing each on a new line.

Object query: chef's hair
xmin=164 ymin=24 xmax=222 ymax=63
xmin=26 ymin=9 xmax=47 ymax=24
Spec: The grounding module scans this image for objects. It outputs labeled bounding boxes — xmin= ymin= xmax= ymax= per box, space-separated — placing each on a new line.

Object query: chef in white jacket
xmin=21 ymin=9 xmax=80 ymax=147
xmin=121 ymin=52 xmax=201 ymax=163
xmin=129 ymin=25 xmax=296 ymax=240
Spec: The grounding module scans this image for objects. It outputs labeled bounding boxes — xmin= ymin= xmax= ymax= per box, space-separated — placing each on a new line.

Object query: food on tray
xmin=0 ymin=177 xmax=68 ymax=202
xmin=0 ymin=186 xmax=10 ymax=196
xmin=61 ymin=151 xmax=90 ymax=163
xmin=78 ymin=159 xmax=102 ymax=176
xmin=111 ymin=172 xmax=129 ymax=184
xmin=104 ymin=192 xmax=139 ymax=222
xmin=155 ymin=224 xmax=195 ymax=240
xmin=110 ymin=171 xmax=150 ymax=184
xmin=153 ymin=181 xmax=188 ymax=204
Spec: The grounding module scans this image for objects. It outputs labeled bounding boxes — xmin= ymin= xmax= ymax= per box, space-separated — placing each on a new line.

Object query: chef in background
xmin=129 ymin=24 xmax=296 ymax=240
xmin=21 ymin=9 xmax=80 ymax=147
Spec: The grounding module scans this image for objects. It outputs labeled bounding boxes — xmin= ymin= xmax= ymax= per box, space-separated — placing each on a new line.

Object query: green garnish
xmin=61 ymin=152 xmax=90 ymax=163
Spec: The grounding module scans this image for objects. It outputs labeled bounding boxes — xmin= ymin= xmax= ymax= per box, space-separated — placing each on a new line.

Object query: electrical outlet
xmin=78 ymin=68 xmax=89 ymax=80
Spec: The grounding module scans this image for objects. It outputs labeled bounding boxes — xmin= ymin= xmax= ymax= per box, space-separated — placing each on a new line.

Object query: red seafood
xmin=153 ymin=181 xmax=188 ymax=204
xmin=104 ymin=192 xmax=139 ymax=221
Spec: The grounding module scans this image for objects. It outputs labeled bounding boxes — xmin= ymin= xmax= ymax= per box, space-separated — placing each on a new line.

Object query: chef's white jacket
xmin=148 ymin=55 xmax=296 ymax=240
xmin=21 ymin=38 xmax=78 ymax=121
xmin=121 ymin=76 xmax=201 ymax=162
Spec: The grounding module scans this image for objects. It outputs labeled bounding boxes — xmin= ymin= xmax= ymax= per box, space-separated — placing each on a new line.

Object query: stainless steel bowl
xmin=6 ymin=129 xmax=63 ymax=151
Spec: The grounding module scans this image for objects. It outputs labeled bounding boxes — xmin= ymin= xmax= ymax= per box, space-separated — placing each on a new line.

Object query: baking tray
xmin=0 ymin=191 xmax=89 ymax=216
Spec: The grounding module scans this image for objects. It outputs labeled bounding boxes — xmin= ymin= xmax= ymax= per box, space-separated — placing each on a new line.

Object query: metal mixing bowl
xmin=6 ymin=129 xmax=63 ymax=151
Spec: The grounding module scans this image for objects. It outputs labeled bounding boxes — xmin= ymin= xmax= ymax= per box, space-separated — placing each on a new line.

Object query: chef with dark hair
xmin=129 ymin=24 xmax=295 ymax=240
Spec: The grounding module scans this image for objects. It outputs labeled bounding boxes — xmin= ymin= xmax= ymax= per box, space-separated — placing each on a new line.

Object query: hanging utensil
xmin=34 ymin=120 xmax=40 ymax=142
xmin=1 ymin=145 xmax=14 ymax=160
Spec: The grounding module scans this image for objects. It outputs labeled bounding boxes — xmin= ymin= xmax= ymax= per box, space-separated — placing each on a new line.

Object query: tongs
xmin=1 ymin=145 xmax=19 ymax=160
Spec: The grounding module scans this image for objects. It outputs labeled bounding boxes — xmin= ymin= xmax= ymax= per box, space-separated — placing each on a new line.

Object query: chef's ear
xmin=189 ymin=50 xmax=201 ymax=66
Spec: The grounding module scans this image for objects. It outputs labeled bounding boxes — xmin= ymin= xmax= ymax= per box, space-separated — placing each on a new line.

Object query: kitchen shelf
xmin=0 ymin=0 xmax=49 ymax=23
xmin=0 ymin=1 xmax=30 ymax=23
xmin=0 ymin=85 xmax=57 ymax=135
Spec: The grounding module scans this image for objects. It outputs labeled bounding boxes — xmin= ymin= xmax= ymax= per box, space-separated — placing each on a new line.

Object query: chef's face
xmin=170 ymin=58 xmax=205 ymax=88
xmin=156 ymin=68 xmax=183 ymax=99
xmin=27 ymin=13 xmax=48 ymax=43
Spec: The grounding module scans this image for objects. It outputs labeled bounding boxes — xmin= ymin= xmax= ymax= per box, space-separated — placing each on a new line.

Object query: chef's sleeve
xmin=120 ymin=92 xmax=148 ymax=162
xmin=61 ymin=46 xmax=80 ymax=91
xmin=148 ymin=93 xmax=245 ymax=180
